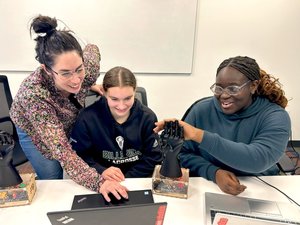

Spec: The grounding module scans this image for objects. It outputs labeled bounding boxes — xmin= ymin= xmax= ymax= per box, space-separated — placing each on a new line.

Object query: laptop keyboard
xmin=211 ymin=209 xmax=300 ymax=225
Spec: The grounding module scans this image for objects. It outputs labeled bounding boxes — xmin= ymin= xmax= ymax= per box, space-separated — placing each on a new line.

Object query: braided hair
xmin=30 ymin=15 xmax=83 ymax=69
xmin=216 ymin=56 xmax=288 ymax=108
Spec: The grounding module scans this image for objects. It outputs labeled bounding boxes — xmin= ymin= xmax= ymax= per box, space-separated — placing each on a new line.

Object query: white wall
xmin=0 ymin=0 xmax=197 ymax=74
xmin=3 ymin=0 xmax=300 ymax=139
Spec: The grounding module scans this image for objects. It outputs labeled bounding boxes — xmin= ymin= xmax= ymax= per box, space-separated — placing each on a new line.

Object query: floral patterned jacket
xmin=10 ymin=44 xmax=103 ymax=191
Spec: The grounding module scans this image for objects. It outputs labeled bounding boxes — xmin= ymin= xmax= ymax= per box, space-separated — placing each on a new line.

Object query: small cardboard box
xmin=0 ymin=173 xmax=36 ymax=207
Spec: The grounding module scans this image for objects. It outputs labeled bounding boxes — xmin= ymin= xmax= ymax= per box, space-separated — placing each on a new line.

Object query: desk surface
xmin=1 ymin=176 xmax=300 ymax=225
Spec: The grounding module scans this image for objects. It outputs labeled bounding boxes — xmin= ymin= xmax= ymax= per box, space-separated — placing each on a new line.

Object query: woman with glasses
xmin=154 ymin=56 xmax=291 ymax=196
xmin=10 ymin=15 xmax=128 ymax=201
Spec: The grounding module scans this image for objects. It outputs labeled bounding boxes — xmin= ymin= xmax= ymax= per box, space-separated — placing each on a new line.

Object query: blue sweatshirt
xmin=70 ymin=97 xmax=162 ymax=178
xmin=179 ymin=96 xmax=291 ymax=182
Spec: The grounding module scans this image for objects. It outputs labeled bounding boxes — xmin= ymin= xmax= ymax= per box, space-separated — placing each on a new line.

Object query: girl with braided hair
xmin=154 ymin=56 xmax=291 ymax=196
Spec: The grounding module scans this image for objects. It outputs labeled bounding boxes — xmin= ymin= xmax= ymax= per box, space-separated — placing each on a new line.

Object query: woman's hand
xmin=99 ymin=180 xmax=128 ymax=202
xmin=90 ymin=84 xmax=104 ymax=95
xmin=154 ymin=119 xmax=204 ymax=143
xmin=102 ymin=166 xmax=125 ymax=182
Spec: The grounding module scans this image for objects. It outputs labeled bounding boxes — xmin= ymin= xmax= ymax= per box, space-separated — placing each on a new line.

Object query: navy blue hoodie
xmin=70 ymin=97 xmax=162 ymax=178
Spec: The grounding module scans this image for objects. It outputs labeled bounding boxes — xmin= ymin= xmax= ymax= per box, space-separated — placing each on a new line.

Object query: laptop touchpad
xmin=248 ymin=200 xmax=281 ymax=216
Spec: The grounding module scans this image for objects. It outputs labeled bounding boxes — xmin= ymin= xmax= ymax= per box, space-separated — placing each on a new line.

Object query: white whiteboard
xmin=0 ymin=0 xmax=197 ymax=73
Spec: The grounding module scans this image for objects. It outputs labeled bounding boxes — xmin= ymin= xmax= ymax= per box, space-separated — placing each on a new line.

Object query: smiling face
xmin=44 ymin=50 xmax=85 ymax=97
xmin=105 ymin=86 xmax=135 ymax=123
xmin=215 ymin=66 xmax=258 ymax=114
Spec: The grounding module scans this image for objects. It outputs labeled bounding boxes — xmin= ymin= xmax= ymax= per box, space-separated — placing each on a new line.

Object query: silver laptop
xmin=205 ymin=192 xmax=300 ymax=225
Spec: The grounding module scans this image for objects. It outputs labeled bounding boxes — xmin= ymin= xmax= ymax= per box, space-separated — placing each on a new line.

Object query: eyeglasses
xmin=210 ymin=80 xmax=251 ymax=96
xmin=46 ymin=64 xmax=85 ymax=80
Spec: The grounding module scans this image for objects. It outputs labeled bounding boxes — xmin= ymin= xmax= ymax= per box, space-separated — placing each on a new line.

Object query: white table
xmin=1 ymin=176 xmax=300 ymax=225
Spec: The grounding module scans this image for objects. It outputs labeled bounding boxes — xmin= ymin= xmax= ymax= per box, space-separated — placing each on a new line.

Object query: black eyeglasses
xmin=45 ymin=64 xmax=85 ymax=80
xmin=210 ymin=80 xmax=251 ymax=96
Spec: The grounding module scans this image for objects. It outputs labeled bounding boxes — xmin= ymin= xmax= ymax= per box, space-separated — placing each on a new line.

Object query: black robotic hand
xmin=159 ymin=120 xmax=184 ymax=178
xmin=0 ymin=130 xmax=14 ymax=159
xmin=0 ymin=130 xmax=22 ymax=187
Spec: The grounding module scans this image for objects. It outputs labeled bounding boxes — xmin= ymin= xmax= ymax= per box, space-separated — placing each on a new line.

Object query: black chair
xmin=0 ymin=75 xmax=28 ymax=167
xmin=278 ymin=141 xmax=300 ymax=175
xmin=181 ymin=96 xmax=297 ymax=175
xmin=85 ymin=90 xmax=101 ymax=107
xmin=135 ymin=87 xmax=148 ymax=106
xmin=85 ymin=86 xmax=148 ymax=107
xmin=181 ymin=97 xmax=211 ymax=121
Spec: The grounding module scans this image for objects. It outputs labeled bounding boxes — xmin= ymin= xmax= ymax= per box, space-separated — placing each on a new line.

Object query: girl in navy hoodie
xmin=71 ymin=66 xmax=162 ymax=182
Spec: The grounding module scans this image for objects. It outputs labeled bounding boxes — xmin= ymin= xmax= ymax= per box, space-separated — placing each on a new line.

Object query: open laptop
xmin=71 ymin=189 xmax=154 ymax=209
xmin=47 ymin=202 xmax=167 ymax=225
xmin=205 ymin=192 xmax=300 ymax=225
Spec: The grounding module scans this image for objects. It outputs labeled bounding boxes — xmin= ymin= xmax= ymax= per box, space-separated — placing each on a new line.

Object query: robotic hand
xmin=0 ymin=130 xmax=22 ymax=187
xmin=159 ymin=120 xmax=184 ymax=178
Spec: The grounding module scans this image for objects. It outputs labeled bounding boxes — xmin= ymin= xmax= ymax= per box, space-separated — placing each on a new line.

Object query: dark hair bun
xmin=31 ymin=15 xmax=57 ymax=35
